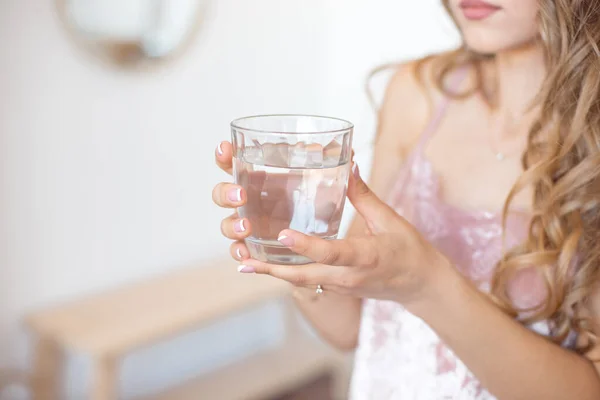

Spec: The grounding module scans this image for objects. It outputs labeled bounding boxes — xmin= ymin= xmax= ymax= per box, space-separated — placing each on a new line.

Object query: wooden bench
xmin=25 ymin=259 xmax=350 ymax=400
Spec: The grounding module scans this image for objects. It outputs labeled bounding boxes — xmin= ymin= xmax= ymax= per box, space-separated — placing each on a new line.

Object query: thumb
xmin=347 ymin=163 xmax=404 ymax=233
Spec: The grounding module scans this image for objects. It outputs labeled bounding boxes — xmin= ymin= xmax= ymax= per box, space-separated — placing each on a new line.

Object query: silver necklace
xmin=488 ymin=113 xmax=526 ymax=162
xmin=488 ymin=130 xmax=509 ymax=162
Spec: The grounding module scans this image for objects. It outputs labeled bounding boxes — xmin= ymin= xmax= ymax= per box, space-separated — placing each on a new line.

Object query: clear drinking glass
xmin=231 ymin=115 xmax=354 ymax=265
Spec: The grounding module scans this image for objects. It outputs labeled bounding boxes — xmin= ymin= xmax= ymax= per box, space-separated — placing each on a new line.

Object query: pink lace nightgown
xmin=349 ymin=75 xmax=576 ymax=399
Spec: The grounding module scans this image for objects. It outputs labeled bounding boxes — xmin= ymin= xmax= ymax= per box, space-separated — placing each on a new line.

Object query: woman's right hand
xmin=212 ymin=141 xmax=252 ymax=261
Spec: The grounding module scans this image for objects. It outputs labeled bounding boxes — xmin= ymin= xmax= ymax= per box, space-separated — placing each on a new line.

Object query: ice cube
xmin=323 ymin=140 xmax=343 ymax=167
xmin=262 ymin=143 xmax=289 ymax=167
xmin=305 ymin=143 xmax=324 ymax=168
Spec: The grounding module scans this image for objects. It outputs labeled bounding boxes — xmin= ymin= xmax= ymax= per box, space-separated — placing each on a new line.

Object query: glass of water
xmin=231 ymin=115 xmax=354 ymax=265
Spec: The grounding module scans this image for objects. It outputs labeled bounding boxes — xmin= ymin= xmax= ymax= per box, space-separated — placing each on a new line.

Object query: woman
xmin=213 ymin=0 xmax=600 ymax=398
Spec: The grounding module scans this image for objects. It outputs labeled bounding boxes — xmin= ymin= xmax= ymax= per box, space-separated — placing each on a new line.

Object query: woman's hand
xmin=238 ymin=164 xmax=456 ymax=310
xmin=212 ymin=141 xmax=253 ymax=261
xmin=213 ymin=141 xmax=351 ymax=260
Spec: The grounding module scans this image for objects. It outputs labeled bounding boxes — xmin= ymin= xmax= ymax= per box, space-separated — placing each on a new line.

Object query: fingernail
xmin=217 ymin=142 xmax=224 ymax=155
xmin=278 ymin=235 xmax=295 ymax=247
xmin=228 ymin=188 xmax=242 ymax=203
xmin=238 ymin=265 xmax=255 ymax=273
xmin=352 ymin=162 xmax=360 ymax=180
xmin=234 ymin=219 xmax=246 ymax=233
xmin=235 ymin=248 xmax=243 ymax=259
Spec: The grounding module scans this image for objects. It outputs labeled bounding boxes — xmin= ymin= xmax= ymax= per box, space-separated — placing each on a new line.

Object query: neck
xmin=488 ymin=43 xmax=546 ymax=134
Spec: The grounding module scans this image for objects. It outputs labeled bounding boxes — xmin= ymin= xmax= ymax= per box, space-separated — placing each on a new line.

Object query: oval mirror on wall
xmin=55 ymin=0 xmax=209 ymax=68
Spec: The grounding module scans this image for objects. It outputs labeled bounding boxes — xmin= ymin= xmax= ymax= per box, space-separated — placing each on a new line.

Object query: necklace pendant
xmin=496 ymin=152 xmax=505 ymax=161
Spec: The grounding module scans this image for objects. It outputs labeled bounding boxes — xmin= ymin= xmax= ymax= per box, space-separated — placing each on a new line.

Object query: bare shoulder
xmin=365 ymin=56 xmax=446 ymax=196
xmin=375 ymin=56 xmax=444 ymax=156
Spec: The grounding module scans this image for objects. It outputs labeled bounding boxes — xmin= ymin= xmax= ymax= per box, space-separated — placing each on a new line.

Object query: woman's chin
xmin=463 ymin=36 xmax=507 ymax=55
xmin=463 ymin=34 xmax=538 ymax=56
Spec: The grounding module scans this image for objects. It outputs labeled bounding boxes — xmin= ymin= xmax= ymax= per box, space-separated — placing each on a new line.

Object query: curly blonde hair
xmin=415 ymin=0 xmax=600 ymax=348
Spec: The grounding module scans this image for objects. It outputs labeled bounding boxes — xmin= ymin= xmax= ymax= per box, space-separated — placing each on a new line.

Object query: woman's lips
xmin=459 ymin=0 xmax=501 ymax=21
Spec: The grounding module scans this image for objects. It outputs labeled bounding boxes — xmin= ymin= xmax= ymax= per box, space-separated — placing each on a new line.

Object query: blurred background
xmin=0 ymin=1 xmax=459 ymax=399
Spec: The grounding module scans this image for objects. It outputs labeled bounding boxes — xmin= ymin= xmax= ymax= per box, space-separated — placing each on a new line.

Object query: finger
xmin=215 ymin=141 xmax=233 ymax=175
xmin=212 ymin=183 xmax=246 ymax=208
xmin=237 ymin=259 xmax=346 ymax=287
xmin=221 ymin=213 xmax=251 ymax=240
xmin=347 ymin=163 xmax=405 ymax=233
xmin=230 ymin=241 xmax=250 ymax=261
xmin=276 ymin=230 xmax=380 ymax=267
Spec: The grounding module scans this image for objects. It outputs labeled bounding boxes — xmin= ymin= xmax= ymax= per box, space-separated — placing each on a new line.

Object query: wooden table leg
xmin=332 ymin=354 xmax=353 ymax=400
xmin=91 ymin=357 xmax=118 ymax=400
xmin=31 ymin=336 xmax=62 ymax=400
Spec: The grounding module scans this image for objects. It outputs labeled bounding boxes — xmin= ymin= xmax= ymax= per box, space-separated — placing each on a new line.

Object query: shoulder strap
xmin=415 ymin=66 xmax=470 ymax=151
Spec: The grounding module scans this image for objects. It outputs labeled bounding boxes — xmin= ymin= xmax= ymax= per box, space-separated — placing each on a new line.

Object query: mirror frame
xmin=54 ymin=0 xmax=209 ymax=69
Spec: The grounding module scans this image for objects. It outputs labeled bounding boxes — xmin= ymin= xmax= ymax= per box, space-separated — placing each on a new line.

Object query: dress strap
xmin=415 ymin=66 xmax=470 ymax=152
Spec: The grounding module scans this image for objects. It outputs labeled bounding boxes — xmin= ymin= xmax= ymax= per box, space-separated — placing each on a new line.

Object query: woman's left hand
xmin=238 ymin=164 xmax=456 ymax=309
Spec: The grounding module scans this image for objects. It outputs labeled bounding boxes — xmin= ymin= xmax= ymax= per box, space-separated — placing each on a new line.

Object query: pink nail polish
xmin=237 ymin=265 xmax=255 ymax=273
xmin=278 ymin=235 xmax=295 ymax=247
xmin=235 ymin=248 xmax=243 ymax=259
xmin=234 ymin=219 xmax=246 ymax=233
xmin=227 ymin=188 xmax=242 ymax=202
xmin=217 ymin=142 xmax=224 ymax=155
xmin=352 ymin=163 xmax=360 ymax=180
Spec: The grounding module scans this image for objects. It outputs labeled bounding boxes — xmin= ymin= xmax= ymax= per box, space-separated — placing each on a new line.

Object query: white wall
xmin=0 ymin=0 xmax=459 ymax=398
